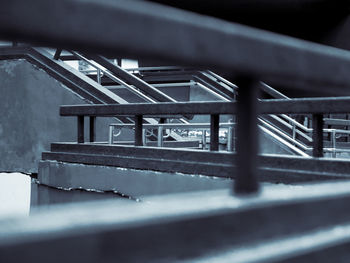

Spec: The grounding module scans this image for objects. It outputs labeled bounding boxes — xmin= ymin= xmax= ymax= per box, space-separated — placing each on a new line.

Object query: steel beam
xmin=61 ymin=98 xmax=350 ymax=117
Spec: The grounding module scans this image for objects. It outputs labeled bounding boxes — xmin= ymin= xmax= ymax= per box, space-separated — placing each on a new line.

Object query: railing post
xmin=108 ymin=125 xmax=114 ymax=145
xmin=202 ymin=130 xmax=207 ymax=149
xmin=134 ymin=115 xmax=143 ymax=146
xmin=227 ymin=119 xmax=234 ymax=152
xmin=331 ymin=129 xmax=336 ymax=158
xmin=157 ymin=126 xmax=164 ymax=147
xmin=142 ymin=129 xmax=147 ymax=146
xmin=312 ymin=114 xmax=324 ymax=157
xmin=89 ymin=116 xmax=96 ymax=143
xmin=234 ymin=77 xmax=259 ymax=194
xmin=210 ymin=114 xmax=219 ymax=151
xmin=77 ymin=116 xmax=84 ymax=143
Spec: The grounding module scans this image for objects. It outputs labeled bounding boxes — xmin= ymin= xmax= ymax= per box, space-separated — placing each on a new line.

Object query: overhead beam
xmin=1 ymin=0 xmax=350 ymax=92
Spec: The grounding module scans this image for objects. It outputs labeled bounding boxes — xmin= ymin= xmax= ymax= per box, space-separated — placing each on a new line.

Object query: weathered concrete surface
xmin=0 ymin=59 xmax=118 ymax=173
xmin=38 ymin=160 xmax=232 ymax=199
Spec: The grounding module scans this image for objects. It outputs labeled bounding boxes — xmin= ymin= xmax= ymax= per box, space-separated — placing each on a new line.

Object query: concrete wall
xmin=38 ymin=160 xmax=232 ymax=200
xmin=0 ymin=59 xmax=119 ymax=173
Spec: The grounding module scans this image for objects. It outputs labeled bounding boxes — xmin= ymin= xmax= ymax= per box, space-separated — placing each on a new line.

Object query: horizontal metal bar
xmin=2 ymin=0 xmax=350 ymax=91
xmin=60 ymin=101 xmax=237 ymax=116
xmin=125 ymin=66 xmax=184 ymax=72
xmin=60 ymin=97 xmax=350 ymax=117
xmin=107 ymin=82 xmax=194 ymax=89
xmin=324 ymin=118 xmax=350 ymax=126
xmin=109 ymin=122 xmax=235 ymax=129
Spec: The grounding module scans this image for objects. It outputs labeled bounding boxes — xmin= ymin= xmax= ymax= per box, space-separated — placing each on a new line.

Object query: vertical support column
xmin=312 ymin=114 xmax=324 ymax=157
xmin=227 ymin=120 xmax=234 ymax=152
xmin=89 ymin=116 xmax=96 ymax=143
xmin=158 ymin=118 xmax=166 ymax=146
xmin=234 ymin=78 xmax=259 ymax=194
xmin=77 ymin=116 xmax=84 ymax=143
xmin=202 ymin=130 xmax=207 ymax=149
xmin=142 ymin=129 xmax=147 ymax=146
xmin=109 ymin=125 xmax=114 ymax=145
xmin=210 ymin=114 xmax=219 ymax=151
xmin=134 ymin=115 xmax=143 ymax=146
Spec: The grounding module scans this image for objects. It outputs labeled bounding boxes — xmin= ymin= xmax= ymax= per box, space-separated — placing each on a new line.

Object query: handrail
xmin=84 ymin=54 xmax=178 ymax=103
xmin=259 ymin=82 xmax=289 ymax=100
xmin=205 ymin=71 xmax=237 ymax=91
xmin=264 ymin=115 xmax=313 ymax=142
xmin=258 ymin=119 xmax=311 ymax=152
xmin=71 ymin=51 xmax=157 ymax=103
xmin=258 ymin=125 xmax=310 ymax=157
xmin=125 ymin=66 xmax=185 ymax=72
xmin=109 ymin=122 xmax=235 ymax=129
xmin=195 ymin=82 xmax=231 ymax=102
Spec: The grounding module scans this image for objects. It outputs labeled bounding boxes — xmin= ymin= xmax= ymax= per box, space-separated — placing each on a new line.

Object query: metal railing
xmin=108 ymin=122 xmax=236 ymax=151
